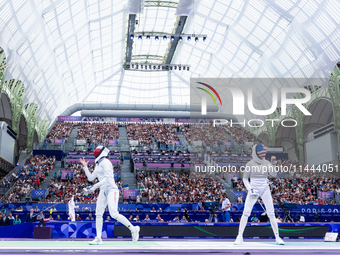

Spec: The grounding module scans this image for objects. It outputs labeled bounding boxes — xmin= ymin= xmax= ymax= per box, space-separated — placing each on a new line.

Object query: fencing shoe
xmin=276 ymin=237 xmax=285 ymax=245
xmin=131 ymin=226 xmax=140 ymax=242
xmin=89 ymin=237 xmax=103 ymax=245
xmin=234 ymin=235 xmax=243 ymax=245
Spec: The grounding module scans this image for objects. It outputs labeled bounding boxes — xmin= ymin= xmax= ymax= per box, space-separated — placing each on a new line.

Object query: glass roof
xmin=0 ymin=0 xmax=339 ymax=123
xmin=132 ymin=5 xmax=178 ymax=60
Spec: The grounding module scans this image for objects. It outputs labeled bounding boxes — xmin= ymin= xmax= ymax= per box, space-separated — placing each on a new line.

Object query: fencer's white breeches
xmin=69 ymin=210 xmax=75 ymax=221
xmin=95 ymin=189 xmax=120 ymax=219
xmin=242 ymin=183 xmax=275 ymax=218
xmin=95 ymin=188 xmax=132 ymax=238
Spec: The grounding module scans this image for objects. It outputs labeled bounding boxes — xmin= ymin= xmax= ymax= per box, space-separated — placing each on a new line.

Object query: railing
xmin=0 ymin=185 xmax=10 ymax=195
xmin=0 ymin=185 xmax=15 ymax=202
xmin=1 ymin=153 xmax=32 ymax=183
xmin=1 ymin=154 xmax=31 ymax=202
xmin=34 ymin=142 xmax=65 ymax=151
xmin=23 ymin=186 xmax=33 ymax=202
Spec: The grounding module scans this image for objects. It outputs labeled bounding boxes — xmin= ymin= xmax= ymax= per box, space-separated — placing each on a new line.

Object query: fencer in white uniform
xmin=234 ymin=143 xmax=284 ymax=245
xmin=80 ymin=146 xmax=140 ymax=245
xmin=68 ymin=195 xmax=79 ymax=221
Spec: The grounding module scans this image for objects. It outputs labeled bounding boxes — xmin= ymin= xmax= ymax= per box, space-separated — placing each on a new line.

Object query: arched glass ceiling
xmin=0 ymin=0 xmax=339 ymax=123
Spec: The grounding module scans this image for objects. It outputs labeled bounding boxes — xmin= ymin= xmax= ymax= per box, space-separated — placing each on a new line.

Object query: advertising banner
xmin=172 ymin=141 xmax=181 ymax=145
xmin=318 ymin=191 xmax=334 ymax=200
xmin=61 ymin=170 xmax=74 ymax=180
xmin=54 ymin=139 xmax=64 ymax=145
xmin=31 ymin=189 xmax=48 ymax=199
xmin=123 ymin=190 xmax=139 ymax=199
xmin=233 ymin=191 xmax=247 ymax=201
xmin=109 ymin=140 xmax=118 ymax=145
xmin=58 ymin=116 xmax=82 ymax=121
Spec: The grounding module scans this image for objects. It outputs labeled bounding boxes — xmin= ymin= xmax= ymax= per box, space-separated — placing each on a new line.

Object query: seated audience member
xmin=7 ymin=212 xmax=14 ymax=220
xmin=180 ymin=216 xmax=188 ymax=223
xmin=133 ymin=215 xmax=140 ymax=222
xmin=144 ymin=215 xmax=151 ymax=222
xmin=86 ymin=213 xmax=94 ymax=220
xmin=250 ymin=213 xmax=259 ymax=223
xmin=14 ymin=215 xmax=21 ymax=225
xmin=172 ymin=216 xmax=179 ymax=222
xmin=155 ymin=214 xmax=163 ymax=222
xmin=276 ymin=215 xmax=282 ymax=223
xmin=37 ymin=211 xmax=44 ymax=221
xmin=212 ymin=213 xmax=219 ymax=222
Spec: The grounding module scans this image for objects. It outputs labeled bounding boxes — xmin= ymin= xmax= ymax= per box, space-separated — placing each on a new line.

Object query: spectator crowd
xmin=135 ymin=170 xmax=226 ymax=204
xmin=44 ymin=122 xmax=74 ymax=143
xmin=1 ymin=155 xmax=55 ymax=203
xmin=77 ymin=122 xmax=119 ymax=149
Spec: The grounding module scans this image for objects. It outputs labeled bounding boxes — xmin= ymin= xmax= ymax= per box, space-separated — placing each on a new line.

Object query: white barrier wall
xmin=0 ymin=122 xmax=15 ymax=164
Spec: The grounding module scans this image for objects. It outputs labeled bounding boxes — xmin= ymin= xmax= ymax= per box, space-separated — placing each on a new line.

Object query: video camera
xmin=279 ymin=202 xmax=297 ymax=222
xmin=202 ymin=198 xmax=221 ymax=222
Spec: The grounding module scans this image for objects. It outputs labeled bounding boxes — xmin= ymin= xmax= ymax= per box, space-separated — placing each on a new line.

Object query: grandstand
xmin=0 ymin=0 xmax=340 ymax=254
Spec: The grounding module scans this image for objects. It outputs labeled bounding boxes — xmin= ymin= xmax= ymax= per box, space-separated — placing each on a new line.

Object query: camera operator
xmin=221 ymin=193 xmax=231 ymax=222
xmin=184 ymin=207 xmax=189 ymax=221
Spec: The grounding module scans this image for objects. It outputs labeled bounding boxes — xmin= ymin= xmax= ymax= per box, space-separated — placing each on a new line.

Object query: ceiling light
xmin=146 ymin=35 xmax=150 ymax=40
xmin=171 ymin=36 xmax=175 ymax=41
xmin=195 ymin=37 xmax=198 ymax=42
xmin=187 ymin=36 xmax=191 ymax=41
xmin=130 ymin=34 xmax=134 ymax=40
xmin=155 ymin=36 xmax=159 ymax=41
xmin=179 ymin=37 xmax=182 ymax=42
xmin=203 ymin=37 xmax=206 ymax=42
xmin=163 ymin=36 xmax=167 ymax=41
xmin=138 ymin=35 xmax=142 ymax=40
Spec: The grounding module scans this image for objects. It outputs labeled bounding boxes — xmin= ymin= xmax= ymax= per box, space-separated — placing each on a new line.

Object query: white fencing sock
xmin=238 ymin=215 xmax=249 ymax=236
xmin=116 ymin=214 xmax=133 ymax=231
xmin=269 ymin=216 xmax=280 ymax=238
xmin=96 ymin=216 xmax=103 ymax=239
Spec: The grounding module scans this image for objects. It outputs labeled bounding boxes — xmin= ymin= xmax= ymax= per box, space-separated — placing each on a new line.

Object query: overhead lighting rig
xmin=129 ymin=32 xmax=207 ymax=42
xmin=125 ymin=62 xmax=190 ymax=72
